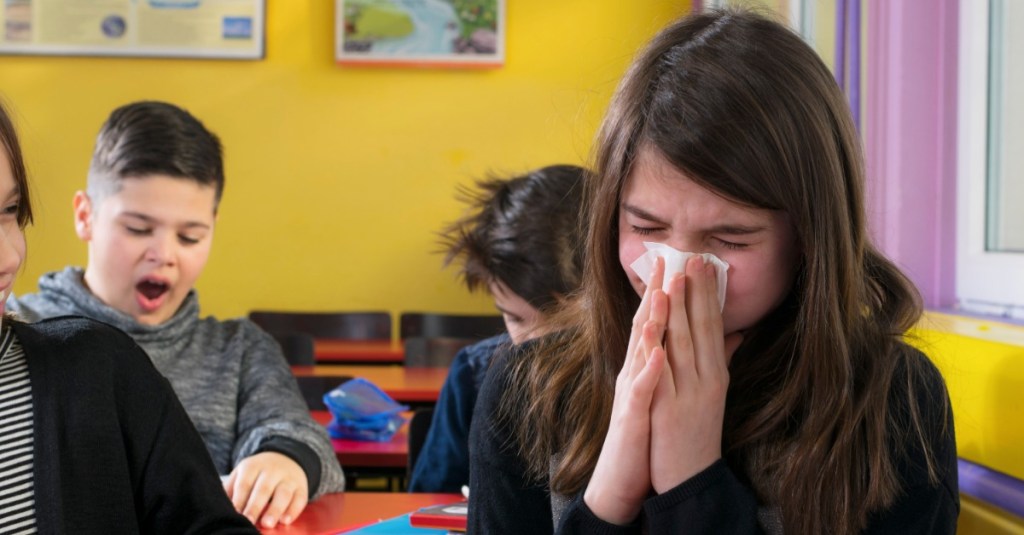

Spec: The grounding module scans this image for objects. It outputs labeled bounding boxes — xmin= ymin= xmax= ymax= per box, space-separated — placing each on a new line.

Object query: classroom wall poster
xmin=0 ymin=0 xmax=265 ymax=59
xmin=336 ymin=0 xmax=504 ymax=68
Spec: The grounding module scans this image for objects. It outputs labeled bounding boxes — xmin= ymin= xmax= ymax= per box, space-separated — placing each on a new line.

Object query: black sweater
xmin=468 ymin=343 xmax=959 ymax=534
xmin=14 ymin=317 xmax=258 ymax=534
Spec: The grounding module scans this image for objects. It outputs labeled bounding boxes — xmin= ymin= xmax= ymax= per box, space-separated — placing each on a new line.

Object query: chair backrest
xmin=249 ymin=310 xmax=392 ymax=341
xmin=269 ymin=331 xmax=316 ymax=366
xmin=399 ymin=312 xmax=505 ymax=340
xmin=295 ymin=375 xmax=352 ymax=411
xmin=403 ymin=336 xmax=479 ymax=368
xmin=407 ymin=407 xmax=435 ymax=479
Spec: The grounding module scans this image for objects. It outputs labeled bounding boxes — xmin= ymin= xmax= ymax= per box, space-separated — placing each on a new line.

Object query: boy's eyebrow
xmin=119 ymin=211 xmax=212 ymax=229
xmin=622 ymin=203 xmax=767 ymax=235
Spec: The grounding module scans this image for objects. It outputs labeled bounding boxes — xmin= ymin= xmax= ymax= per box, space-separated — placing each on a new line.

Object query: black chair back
xmin=250 ymin=310 xmax=392 ymax=341
xmin=269 ymin=331 xmax=316 ymax=366
xmin=295 ymin=375 xmax=352 ymax=411
xmin=399 ymin=312 xmax=505 ymax=340
xmin=407 ymin=407 xmax=435 ymax=479
xmin=403 ymin=336 xmax=478 ymax=368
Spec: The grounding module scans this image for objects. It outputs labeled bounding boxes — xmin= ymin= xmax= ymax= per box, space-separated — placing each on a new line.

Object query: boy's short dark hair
xmin=87 ymin=101 xmax=224 ymax=207
xmin=440 ymin=164 xmax=587 ymax=312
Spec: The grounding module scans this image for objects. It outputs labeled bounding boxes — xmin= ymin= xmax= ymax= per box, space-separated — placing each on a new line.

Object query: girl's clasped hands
xmin=585 ymin=255 xmax=744 ymax=525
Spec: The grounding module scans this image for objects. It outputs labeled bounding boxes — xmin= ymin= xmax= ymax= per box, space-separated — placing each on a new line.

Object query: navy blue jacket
xmin=408 ymin=334 xmax=511 ymax=492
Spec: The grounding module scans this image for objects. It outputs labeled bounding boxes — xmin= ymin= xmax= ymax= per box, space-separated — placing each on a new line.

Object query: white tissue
xmin=629 ymin=242 xmax=729 ymax=310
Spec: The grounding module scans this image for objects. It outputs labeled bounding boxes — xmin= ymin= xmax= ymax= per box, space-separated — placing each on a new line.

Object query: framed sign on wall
xmin=0 ymin=0 xmax=265 ymax=59
xmin=336 ymin=0 xmax=504 ymax=68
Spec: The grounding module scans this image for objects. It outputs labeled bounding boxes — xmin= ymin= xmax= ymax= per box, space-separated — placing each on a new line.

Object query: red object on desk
xmin=311 ymin=411 xmax=409 ymax=468
xmin=291 ymin=364 xmax=449 ymax=403
xmin=259 ymin=492 xmax=463 ymax=534
xmin=409 ymin=500 xmax=468 ymax=531
xmin=314 ymin=339 xmax=404 ymax=364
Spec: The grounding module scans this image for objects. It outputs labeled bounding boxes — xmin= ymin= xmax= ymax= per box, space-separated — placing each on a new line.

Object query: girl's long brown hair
xmin=501 ymin=10 xmax=943 ymax=535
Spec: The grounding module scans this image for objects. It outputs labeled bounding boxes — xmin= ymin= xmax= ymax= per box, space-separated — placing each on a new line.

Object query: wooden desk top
xmin=311 ymin=411 xmax=409 ymax=469
xmin=260 ymin=492 xmax=463 ymax=534
xmin=292 ymin=365 xmax=449 ymax=403
xmin=314 ymin=340 xmax=404 ymax=364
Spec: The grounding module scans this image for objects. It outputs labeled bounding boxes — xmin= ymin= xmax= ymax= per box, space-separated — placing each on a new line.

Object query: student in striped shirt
xmin=0 ymin=98 xmax=257 ymax=533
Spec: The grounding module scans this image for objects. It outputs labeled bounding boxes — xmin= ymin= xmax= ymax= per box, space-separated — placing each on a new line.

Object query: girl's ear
xmin=72 ymin=191 xmax=94 ymax=241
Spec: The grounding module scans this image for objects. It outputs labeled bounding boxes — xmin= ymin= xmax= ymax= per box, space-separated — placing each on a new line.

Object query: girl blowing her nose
xmin=468 ymin=9 xmax=957 ymax=535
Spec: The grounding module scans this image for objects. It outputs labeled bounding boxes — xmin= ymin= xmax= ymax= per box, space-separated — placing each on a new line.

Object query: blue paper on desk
xmin=323 ymin=377 xmax=408 ymax=442
xmin=342 ymin=513 xmax=447 ymax=534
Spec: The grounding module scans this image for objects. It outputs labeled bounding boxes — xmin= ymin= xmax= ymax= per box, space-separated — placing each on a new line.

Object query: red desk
xmin=311 ymin=411 xmax=409 ymax=469
xmin=292 ymin=365 xmax=449 ymax=404
xmin=260 ymin=492 xmax=463 ymax=534
xmin=314 ymin=340 xmax=404 ymax=364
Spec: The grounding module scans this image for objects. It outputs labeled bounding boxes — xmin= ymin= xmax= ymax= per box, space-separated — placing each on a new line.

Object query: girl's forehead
xmin=621 ymin=161 xmax=785 ymax=230
xmin=627 ymin=146 xmax=681 ymax=179
xmin=623 ymin=153 xmax=715 ymax=206
xmin=626 ymin=146 xmax=789 ymax=212
xmin=623 ymin=150 xmax=685 ymax=196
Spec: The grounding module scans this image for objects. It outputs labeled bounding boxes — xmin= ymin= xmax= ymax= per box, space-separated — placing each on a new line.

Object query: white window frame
xmin=957 ymin=0 xmax=1024 ymax=318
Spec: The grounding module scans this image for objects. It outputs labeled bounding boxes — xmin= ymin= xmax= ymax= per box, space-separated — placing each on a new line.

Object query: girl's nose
xmin=666 ymin=237 xmax=699 ymax=254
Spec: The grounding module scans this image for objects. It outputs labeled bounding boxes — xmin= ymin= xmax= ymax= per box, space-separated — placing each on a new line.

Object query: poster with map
xmin=0 ymin=0 xmax=264 ymax=59
xmin=336 ymin=0 xmax=503 ymax=67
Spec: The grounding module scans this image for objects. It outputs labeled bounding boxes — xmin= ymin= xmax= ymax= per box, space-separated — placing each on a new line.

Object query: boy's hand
xmin=223 ymin=451 xmax=309 ymax=528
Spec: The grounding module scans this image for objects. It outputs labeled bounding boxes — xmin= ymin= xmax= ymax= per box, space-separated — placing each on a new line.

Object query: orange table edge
xmin=259 ymin=492 xmax=463 ymax=534
xmin=314 ymin=340 xmax=404 ymax=364
xmin=292 ymin=365 xmax=449 ymax=404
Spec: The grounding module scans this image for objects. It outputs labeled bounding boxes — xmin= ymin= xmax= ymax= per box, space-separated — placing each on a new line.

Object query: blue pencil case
xmin=323 ymin=377 xmax=408 ymax=442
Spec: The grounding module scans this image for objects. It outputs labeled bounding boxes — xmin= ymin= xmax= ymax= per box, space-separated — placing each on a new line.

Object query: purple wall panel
xmin=865 ymin=0 xmax=959 ymax=308
xmin=959 ymin=458 xmax=1024 ymax=519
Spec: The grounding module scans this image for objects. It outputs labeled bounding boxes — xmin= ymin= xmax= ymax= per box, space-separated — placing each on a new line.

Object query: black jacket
xmin=15 ymin=317 xmax=258 ymax=534
xmin=468 ymin=343 xmax=959 ymax=534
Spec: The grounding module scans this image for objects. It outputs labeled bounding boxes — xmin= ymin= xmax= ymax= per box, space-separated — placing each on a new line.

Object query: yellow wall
xmin=911 ymin=312 xmax=1024 ymax=480
xmin=912 ymin=313 xmax=1024 ymax=533
xmin=2 ymin=1 xmax=689 ymax=320
xmin=960 ymin=496 xmax=1024 ymax=535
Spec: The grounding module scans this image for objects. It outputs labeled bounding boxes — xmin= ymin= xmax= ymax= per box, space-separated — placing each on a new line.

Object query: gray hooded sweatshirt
xmin=9 ymin=267 xmax=345 ymax=498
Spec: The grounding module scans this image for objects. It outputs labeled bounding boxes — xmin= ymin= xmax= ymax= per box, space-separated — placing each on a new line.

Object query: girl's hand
xmin=649 ymin=256 xmax=744 ymax=494
xmin=585 ymin=258 xmax=668 ymax=525
xmin=223 ymin=451 xmax=310 ymax=528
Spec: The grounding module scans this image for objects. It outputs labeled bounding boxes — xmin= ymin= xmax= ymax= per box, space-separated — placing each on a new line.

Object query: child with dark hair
xmin=8 ymin=101 xmax=343 ymax=528
xmin=0 ymin=98 xmax=257 ymax=532
xmin=469 ymin=10 xmax=957 ymax=534
xmin=407 ymin=164 xmax=587 ymax=492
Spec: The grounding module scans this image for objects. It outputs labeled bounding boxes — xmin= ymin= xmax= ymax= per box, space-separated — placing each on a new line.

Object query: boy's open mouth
xmin=135 ymin=278 xmax=168 ymax=303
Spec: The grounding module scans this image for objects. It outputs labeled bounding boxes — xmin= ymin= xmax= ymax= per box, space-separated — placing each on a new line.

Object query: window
xmin=957 ymin=0 xmax=1024 ymax=319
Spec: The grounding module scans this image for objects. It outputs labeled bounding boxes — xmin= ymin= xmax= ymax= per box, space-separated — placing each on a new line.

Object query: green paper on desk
xmin=341 ymin=513 xmax=448 ymax=534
